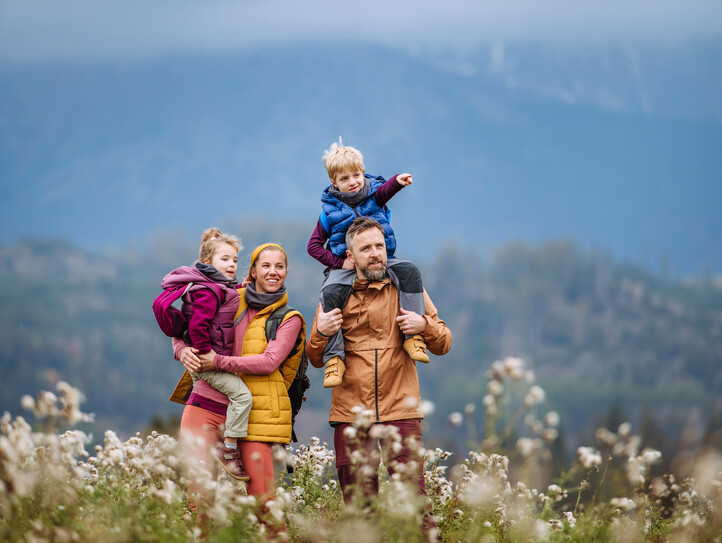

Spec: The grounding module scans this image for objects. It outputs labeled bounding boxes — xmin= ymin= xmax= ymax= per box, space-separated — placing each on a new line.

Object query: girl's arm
xmin=307 ymin=219 xmax=345 ymax=269
xmin=213 ymin=316 xmax=303 ymax=374
xmin=185 ymin=287 xmax=220 ymax=354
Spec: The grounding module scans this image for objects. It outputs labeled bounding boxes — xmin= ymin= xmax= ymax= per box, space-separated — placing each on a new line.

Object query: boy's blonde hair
xmin=322 ymin=137 xmax=365 ymax=182
xmin=198 ymin=227 xmax=242 ymax=263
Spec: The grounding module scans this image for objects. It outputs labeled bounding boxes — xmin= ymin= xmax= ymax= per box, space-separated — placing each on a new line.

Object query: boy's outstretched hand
xmin=397 ymin=173 xmax=413 ymax=186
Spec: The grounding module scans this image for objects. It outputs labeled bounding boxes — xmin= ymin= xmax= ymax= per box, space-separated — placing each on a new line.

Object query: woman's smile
xmin=251 ymin=248 xmax=287 ymax=293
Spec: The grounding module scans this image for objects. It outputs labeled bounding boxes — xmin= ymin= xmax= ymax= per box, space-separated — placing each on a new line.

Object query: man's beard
xmin=361 ymin=258 xmax=387 ymax=282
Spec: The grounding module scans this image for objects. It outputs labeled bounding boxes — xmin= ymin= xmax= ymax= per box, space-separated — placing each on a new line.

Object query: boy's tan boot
xmin=323 ymin=356 xmax=345 ymax=388
xmin=403 ymin=334 xmax=429 ymax=363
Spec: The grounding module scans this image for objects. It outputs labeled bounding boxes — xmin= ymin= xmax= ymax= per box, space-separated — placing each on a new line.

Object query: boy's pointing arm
xmin=374 ymin=174 xmax=409 ymax=207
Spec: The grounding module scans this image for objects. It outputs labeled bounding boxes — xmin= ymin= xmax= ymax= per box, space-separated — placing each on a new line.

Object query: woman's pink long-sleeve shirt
xmin=173 ymin=306 xmax=302 ymax=405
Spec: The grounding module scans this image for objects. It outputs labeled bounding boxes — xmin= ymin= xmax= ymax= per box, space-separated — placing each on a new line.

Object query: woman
xmin=169 ymin=242 xmax=306 ymax=500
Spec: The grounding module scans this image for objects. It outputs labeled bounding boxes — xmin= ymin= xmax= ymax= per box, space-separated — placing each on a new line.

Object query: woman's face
xmin=251 ymin=248 xmax=287 ymax=293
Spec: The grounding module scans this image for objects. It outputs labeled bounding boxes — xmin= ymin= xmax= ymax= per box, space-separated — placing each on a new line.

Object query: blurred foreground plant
xmin=2 ymin=366 xmax=721 ymax=542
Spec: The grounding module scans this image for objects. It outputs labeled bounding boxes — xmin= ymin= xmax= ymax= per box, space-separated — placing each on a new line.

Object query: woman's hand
xmin=316 ymin=303 xmax=343 ymax=337
xmin=179 ymin=347 xmax=201 ymax=372
xmin=197 ymin=350 xmax=217 ymax=372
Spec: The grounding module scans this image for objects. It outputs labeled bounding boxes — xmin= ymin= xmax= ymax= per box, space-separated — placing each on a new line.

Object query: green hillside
xmin=420 ymin=241 xmax=722 ymax=455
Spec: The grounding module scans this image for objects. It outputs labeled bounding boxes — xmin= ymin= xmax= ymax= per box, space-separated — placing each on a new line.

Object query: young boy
xmin=307 ymin=138 xmax=429 ymax=388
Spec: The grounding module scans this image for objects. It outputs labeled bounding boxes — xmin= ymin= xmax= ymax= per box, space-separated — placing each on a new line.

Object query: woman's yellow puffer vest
xmin=170 ymin=288 xmax=306 ymax=445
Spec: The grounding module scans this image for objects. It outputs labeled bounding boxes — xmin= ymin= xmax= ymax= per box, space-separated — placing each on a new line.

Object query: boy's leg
xmin=192 ymin=370 xmax=251 ymax=481
xmin=386 ymin=258 xmax=425 ymax=316
xmin=320 ymin=268 xmax=355 ymax=363
xmin=387 ymin=259 xmax=429 ymax=363
xmin=321 ymin=268 xmax=356 ymax=312
xmin=320 ymin=268 xmax=354 ymax=387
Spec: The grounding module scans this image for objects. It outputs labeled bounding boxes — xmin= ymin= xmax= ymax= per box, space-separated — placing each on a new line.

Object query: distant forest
xmin=1 ymin=218 xmax=721 ymax=470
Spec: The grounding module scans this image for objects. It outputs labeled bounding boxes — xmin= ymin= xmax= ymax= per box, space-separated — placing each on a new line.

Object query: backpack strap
xmin=265 ymin=305 xmax=306 ymax=391
xmin=233 ymin=307 xmax=249 ymax=327
xmin=188 ymin=281 xmax=225 ymax=305
xmin=265 ymin=304 xmax=292 ymax=341
xmin=232 ymin=299 xmax=291 ymax=336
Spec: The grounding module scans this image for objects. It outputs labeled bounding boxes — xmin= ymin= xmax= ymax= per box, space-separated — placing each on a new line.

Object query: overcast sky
xmin=2 ymin=0 xmax=722 ymax=63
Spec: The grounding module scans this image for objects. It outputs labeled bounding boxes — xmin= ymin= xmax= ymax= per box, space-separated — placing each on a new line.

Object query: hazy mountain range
xmin=1 ymin=40 xmax=721 ymax=276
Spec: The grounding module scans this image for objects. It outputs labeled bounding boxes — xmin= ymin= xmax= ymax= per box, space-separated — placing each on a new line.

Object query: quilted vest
xmin=321 ymin=174 xmax=396 ymax=257
xmin=160 ymin=265 xmax=239 ymax=355
xmin=181 ymin=283 xmax=239 ymax=355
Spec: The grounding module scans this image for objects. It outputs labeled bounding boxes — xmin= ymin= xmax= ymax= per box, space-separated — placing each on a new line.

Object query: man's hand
xmin=179 ymin=346 xmax=201 ymax=372
xmin=197 ymin=350 xmax=217 ymax=372
xmin=316 ymin=303 xmax=343 ymax=337
xmin=396 ymin=173 xmax=413 ymax=186
xmin=396 ymin=308 xmax=427 ymax=335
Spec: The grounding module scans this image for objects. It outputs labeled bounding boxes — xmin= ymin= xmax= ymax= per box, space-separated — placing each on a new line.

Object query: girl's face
xmin=250 ymin=248 xmax=287 ymax=293
xmin=207 ymin=243 xmax=238 ymax=280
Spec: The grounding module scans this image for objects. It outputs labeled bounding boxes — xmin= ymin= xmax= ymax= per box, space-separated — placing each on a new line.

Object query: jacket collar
xmin=352 ymin=276 xmax=391 ymax=291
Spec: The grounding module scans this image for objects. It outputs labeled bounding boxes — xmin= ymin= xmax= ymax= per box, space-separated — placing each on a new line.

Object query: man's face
xmin=347 ymin=227 xmax=387 ymax=281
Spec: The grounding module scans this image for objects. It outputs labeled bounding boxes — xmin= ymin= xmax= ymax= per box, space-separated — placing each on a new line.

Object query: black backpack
xmin=265 ymin=305 xmax=310 ymax=444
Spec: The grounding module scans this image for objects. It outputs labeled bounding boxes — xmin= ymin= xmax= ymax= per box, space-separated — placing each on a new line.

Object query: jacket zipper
xmin=374 ymin=349 xmax=380 ymax=422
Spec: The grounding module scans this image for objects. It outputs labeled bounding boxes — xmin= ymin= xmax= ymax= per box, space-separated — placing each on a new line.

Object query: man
xmin=306 ymin=216 xmax=452 ymax=533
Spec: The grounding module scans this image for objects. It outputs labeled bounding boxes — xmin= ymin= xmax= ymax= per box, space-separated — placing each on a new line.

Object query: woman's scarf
xmin=327 ymin=176 xmax=370 ymax=207
xmin=245 ymin=281 xmax=286 ymax=309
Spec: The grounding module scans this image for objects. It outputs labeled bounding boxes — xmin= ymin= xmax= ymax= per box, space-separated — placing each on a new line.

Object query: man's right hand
xmin=316 ymin=304 xmax=343 ymax=337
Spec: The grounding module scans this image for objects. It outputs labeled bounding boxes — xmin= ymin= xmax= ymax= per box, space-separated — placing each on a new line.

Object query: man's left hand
xmin=396 ymin=308 xmax=427 ymax=335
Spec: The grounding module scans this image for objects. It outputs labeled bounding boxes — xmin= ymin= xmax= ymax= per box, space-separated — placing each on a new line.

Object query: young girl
xmin=160 ymin=228 xmax=251 ymax=481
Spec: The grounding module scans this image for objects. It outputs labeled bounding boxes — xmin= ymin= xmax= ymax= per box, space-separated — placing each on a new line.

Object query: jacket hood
xmin=161 ymin=266 xmax=215 ymax=289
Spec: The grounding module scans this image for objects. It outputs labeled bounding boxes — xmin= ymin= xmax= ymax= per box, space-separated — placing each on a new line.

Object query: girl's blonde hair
xmin=322 ymin=137 xmax=365 ymax=181
xmin=198 ymin=227 xmax=242 ymax=263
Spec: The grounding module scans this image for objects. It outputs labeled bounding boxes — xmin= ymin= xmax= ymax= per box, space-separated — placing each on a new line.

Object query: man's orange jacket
xmin=306 ymin=277 xmax=452 ymax=424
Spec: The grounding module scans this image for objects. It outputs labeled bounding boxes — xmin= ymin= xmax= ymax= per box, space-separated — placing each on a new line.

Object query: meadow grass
xmin=1 ymin=359 xmax=720 ymax=542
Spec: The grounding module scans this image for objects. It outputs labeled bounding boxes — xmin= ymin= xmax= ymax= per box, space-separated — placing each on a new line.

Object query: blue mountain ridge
xmin=1 ymin=41 xmax=720 ymax=275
